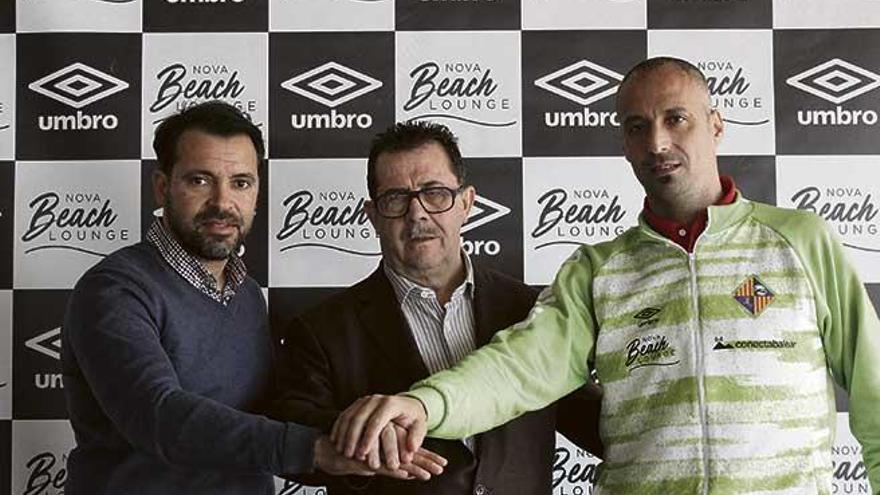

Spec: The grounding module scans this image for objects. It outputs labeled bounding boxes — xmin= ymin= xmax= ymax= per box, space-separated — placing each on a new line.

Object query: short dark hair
xmin=617 ymin=57 xmax=710 ymax=108
xmin=153 ymin=100 xmax=264 ymax=175
xmin=366 ymin=121 xmax=465 ymax=199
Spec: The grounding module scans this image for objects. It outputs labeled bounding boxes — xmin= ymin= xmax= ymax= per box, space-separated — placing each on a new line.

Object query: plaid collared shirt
xmin=145 ymin=218 xmax=247 ymax=306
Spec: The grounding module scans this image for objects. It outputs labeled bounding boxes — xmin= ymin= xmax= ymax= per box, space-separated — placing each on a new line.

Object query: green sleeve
xmin=767 ymin=207 xmax=880 ymax=494
xmin=405 ymin=246 xmax=597 ymax=439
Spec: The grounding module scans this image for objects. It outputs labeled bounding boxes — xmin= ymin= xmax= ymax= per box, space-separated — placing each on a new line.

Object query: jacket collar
xmin=353 ymin=260 xmax=497 ymax=380
xmin=637 ymin=192 xmax=755 ymax=243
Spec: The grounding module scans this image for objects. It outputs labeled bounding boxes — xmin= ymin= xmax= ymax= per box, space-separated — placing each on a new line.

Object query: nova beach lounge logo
xmin=23 ymin=450 xmax=67 ymax=494
xmin=534 ymin=59 xmax=622 ymax=128
xmin=403 ymin=60 xmax=514 ymax=127
xmin=530 ymin=187 xmax=627 ymax=250
xmin=149 ymin=62 xmax=252 ymax=122
xmin=832 ymin=443 xmax=869 ymax=493
xmin=21 ymin=190 xmax=129 ymax=257
xmin=275 ymin=188 xmax=379 ymax=256
xmin=29 ymin=62 xmax=128 ymax=131
xmin=282 ymin=61 xmax=382 ymax=130
xmin=787 ymin=58 xmax=880 ymax=126
xmin=697 ymin=59 xmax=767 ymax=126
xmin=790 ymin=184 xmax=880 ymax=251
xmin=624 ymin=334 xmax=679 ymax=373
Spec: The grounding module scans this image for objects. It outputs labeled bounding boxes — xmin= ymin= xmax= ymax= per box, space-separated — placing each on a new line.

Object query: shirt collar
xmin=384 ymin=251 xmax=475 ymax=304
xmin=145 ymin=218 xmax=247 ymax=303
xmin=641 ymin=175 xmax=737 ymax=252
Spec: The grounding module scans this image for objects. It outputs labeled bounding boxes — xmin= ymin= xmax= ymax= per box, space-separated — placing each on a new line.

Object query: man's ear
xmin=152 ymin=169 xmax=169 ymax=208
xmin=710 ymin=108 xmax=724 ymax=142
xmin=460 ymin=185 xmax=476 ymax=218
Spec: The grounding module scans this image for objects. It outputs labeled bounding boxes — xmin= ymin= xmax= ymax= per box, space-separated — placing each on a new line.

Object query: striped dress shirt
xmin=384 ymin=254 xmax=477 ymax=450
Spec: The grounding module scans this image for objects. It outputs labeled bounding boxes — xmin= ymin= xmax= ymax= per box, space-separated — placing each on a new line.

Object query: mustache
xmin=642 ymin=152 xmax=686 ymax=168
xmin=402 ymin=224 xmax=438 ymax=241
xmin=194 ymin=206 xmax=242 ymax=227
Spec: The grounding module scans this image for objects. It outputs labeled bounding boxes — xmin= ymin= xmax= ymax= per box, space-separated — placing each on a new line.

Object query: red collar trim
xmin=642 ymin=175 xmax=736 ymax=252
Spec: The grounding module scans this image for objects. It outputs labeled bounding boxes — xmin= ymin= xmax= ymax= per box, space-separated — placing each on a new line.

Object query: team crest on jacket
xmin=733 ymin=275 xmax=775 ymax=316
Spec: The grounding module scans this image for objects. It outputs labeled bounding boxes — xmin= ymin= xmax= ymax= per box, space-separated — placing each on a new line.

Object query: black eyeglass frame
xmin=372 ymin=185 xmax=467 ymax=219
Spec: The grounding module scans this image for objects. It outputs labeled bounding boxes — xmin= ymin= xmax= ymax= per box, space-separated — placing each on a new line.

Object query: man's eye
xmin=189 ymin=176 xmax=209 ymax=186
xmin=233 ymin=179 xmax=253 ymax=189
xmin=625 ymin=123 xmax=644 ymax=135
xmin=668 ymin=115 xmax=686 ymax=125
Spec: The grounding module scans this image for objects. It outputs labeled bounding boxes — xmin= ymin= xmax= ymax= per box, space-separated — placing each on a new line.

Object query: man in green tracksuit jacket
xmin=330 ymin=57 xmax=880 ymax=494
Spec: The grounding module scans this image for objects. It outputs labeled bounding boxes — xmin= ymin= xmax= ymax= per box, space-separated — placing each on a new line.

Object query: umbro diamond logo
xmin=281 ymin=62 xmax=382 ymax=108
xmin=463 ymin=195 xmax=511 ymax=234
xmin=786 ymin=58 xmax=880 ymax=105
xmin=29 ymin=62 xmax=130 ymax=109
xmin=633 ymin=307 xmax=661 ymax=320
xmin=534 ymin=60 xmax=624 ymax=106
xmin=25 ymin=327 xmax=62 ymax=361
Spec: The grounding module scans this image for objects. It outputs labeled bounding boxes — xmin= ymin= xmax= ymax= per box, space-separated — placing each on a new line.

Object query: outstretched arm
xmin=333 ymin=247 xmax=600 ymax=463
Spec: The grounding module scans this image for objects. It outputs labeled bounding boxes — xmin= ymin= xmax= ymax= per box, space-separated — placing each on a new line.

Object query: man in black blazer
xmin=273 ymin=121 xmax=601 ymax=494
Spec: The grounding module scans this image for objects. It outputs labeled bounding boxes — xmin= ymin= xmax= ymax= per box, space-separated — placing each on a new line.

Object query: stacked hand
xmin=330 ymin=394 xmax=431 ymax=473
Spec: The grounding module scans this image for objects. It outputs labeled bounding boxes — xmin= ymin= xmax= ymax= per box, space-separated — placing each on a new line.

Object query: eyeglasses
xmin=373 ymin=185 xmax=465 ymax=219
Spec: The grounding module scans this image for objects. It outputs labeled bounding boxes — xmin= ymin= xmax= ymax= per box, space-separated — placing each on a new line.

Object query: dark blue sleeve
xmin=63 ymin=268 xmax=319 ymax=475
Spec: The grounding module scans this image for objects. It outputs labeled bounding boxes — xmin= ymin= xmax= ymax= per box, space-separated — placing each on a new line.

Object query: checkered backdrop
xmin=1 ymin=0 xmax=879 ymax=493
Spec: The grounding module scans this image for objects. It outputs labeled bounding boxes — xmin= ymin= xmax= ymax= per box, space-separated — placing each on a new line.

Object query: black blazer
xmin=273 ymin=263 xmax=601 ymax=495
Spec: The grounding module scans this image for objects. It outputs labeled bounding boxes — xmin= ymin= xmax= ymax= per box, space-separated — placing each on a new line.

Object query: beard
xmin=163 ymin=200 xmax=249 ymax=261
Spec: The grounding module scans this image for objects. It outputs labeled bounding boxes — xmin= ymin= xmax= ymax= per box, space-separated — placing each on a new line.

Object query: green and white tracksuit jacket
xmin=408 ymin=195 xmax=880 ymax=494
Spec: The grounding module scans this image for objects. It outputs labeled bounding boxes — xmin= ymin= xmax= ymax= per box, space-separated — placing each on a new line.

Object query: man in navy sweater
xmin=62 ymin=101 xmax=444 ymax=495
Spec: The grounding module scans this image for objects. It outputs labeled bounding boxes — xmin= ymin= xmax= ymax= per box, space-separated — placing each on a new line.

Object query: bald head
xmin=616 ymin=57 xmax=712 ymax=113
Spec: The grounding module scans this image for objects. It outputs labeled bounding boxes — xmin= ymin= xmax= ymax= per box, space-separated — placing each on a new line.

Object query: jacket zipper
xmin=642 ymin=230 xmax=711 ymax=493
xmin=689 ymin=251 xmax=710 ymax=495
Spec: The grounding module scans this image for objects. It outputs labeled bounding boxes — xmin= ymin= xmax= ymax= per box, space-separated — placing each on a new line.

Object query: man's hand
xmin=366 ymin=423 xmax=446 ymax=479
xmin=331 ymin=394 xmax=428 ymax=465
xmin=313 ymin=434 xmax=445 ymax=481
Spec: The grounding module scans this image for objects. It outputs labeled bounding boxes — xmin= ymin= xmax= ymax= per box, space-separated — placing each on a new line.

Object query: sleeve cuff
xmin=402 ymin=387 xmax=445 ymax=432
xmin=280 ymin=423 xmax=321 ymax=475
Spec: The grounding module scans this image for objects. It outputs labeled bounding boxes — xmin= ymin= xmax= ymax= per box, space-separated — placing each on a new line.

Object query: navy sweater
xmin=62 ymin=242 xmax=318 ymax=495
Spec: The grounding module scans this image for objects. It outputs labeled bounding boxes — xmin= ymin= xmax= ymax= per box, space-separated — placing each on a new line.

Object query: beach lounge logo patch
xmin=29 ymin=62 xmax=129 ymax=110
xmin=624 ymin=334 xmax=679 ymax=373
xmin=733 ymin=275 xmax=775 ymax=316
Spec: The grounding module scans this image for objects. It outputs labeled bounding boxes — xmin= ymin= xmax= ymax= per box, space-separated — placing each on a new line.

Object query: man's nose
xmin=209 ymin=181 xmax=234 ymax=209
xmin=405 ymin=193 xmax=429 ymax=220
xmin=647 ymin=124 xmax=672 ymax=154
